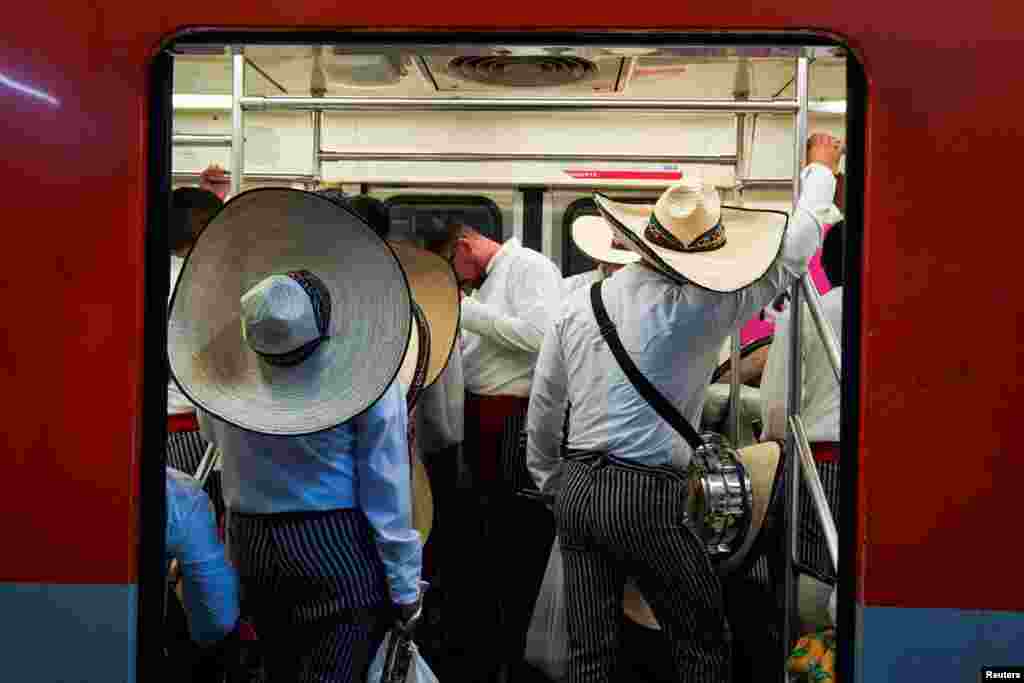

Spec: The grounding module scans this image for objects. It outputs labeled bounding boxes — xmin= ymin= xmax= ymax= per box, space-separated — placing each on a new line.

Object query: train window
xmin=560 ymin=196 xmax=656 ymax=277
xmin=385 ymin=194 xmax=503 ymax=245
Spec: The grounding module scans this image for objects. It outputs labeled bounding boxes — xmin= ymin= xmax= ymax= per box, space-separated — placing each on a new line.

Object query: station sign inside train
xmin=563 ymin=168 xmax=683 ymax=181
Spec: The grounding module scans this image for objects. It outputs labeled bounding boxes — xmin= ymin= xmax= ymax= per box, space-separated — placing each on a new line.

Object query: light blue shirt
xmin=198 ymin=381 xmax=422 ymax=604
xmin=165 ymin=467 xmax=240 ymax=645
xmin=527 ymin=164 xmax=838 ymax=498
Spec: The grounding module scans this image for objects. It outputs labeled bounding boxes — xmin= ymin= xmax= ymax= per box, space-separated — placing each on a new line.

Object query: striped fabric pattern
xmin=166 ymin=429 xmax=224 ymax=519
xmin=227 ymin=508 xmax=390 ymax=682
xmin=556 ymin=454 xmax=731 ymax=683
xmin=797 ymin=459 xmax=841 ymax=582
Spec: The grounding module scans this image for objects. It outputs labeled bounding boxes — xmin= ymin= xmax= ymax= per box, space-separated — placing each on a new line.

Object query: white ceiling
xmin=172 ymin=45 xmax=847 ymax=102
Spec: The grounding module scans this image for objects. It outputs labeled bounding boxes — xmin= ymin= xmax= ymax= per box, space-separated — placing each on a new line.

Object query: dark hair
xmin=422 ymin=216 xmax=481 ymax=255
xmin=821 ymin=220 xmax=844 ymax=288
xmin=346 ymin=195 xmax=390 ymax=240
xmin=316 ymin=188 xmax=348 ymax=205
xmin=170 ymin=187 xmax=222 ymax=252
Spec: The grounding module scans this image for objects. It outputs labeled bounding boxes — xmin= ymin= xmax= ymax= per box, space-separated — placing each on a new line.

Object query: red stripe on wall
xmin=563 ymin=170 xmax=683 ymax=180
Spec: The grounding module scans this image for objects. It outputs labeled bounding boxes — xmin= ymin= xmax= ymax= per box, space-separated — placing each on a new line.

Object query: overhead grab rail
xmin=173 ymin=133 xmax=232 ymax=148
xmin=240 ymin=95 xmax=800 ymax=114
xmin=317 ymin=151 xmax=737 ymax=165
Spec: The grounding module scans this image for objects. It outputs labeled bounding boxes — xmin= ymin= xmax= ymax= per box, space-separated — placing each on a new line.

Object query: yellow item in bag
xmin=786 ymin=629 xmax=836 ymax=683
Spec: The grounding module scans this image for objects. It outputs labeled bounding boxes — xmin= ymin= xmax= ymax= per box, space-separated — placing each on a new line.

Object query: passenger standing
xmin=386 ymin=240 xmax=462 ymax=680
xmin=527 ymin=134 xmax=842 ymax=683
xmin=760 ymin=220 xmax=844 ymax=444
xmin=423 ymin=220 xmax=562 ymax=682
xmin=169 ymin=189 xmax=423 ymax=683
xmin=562 ymin=211 xmax=640 ymax=297
xmin=167 ymin=187 xmax=224 ymax=515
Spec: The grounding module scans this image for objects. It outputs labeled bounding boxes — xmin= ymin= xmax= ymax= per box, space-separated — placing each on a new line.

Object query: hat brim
xmin=594 ymin=194 xmax=789 ymax=293
xmin=571 ymin=216 xmax=642 ymax=266
xmin=717 ymin=440 xmax=783 ymax=574
xmin=388 ymin=241 xmax=460 ymax=389
xmin=168 ymin=188 xmax=412 ymax=436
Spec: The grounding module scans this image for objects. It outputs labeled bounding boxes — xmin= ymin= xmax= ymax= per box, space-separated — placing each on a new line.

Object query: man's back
xmin=460 ymin=238 xmax=562 ymax=396
xmin=548 ymin=263 xmax=786 ymax=467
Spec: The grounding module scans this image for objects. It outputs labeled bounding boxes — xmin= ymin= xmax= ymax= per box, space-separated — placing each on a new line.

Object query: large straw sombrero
xmin=168 ymin=188 xmax=412 ymax=436
xmin=390 ymin=241 xmax=460 ymax=393
xmin=593 ymin=182 xmax=790 ymax=293
xmin=571 ymin=213 xmax=641 ymax=266
xmin=389 ymin=241 xmax=460 ymax=544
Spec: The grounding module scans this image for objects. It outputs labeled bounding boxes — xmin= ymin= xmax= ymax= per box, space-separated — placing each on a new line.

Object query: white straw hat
xmin=594 ymin=181 xmax=789 ymax=292
xmin=389 ymin=241 xmax=460 ymax=392
xmin=570 ymin=214 xmax=641 ymax=266
xmin=168 ymin=188 xmax=412 ymax=436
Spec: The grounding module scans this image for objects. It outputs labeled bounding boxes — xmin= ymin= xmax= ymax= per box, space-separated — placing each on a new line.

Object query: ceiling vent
xmin=445 ymin=55 xmax=599 ymax=88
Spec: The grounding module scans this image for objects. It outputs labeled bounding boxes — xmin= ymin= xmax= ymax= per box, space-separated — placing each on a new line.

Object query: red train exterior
xmin=1 ymin=2 xmax=1021 ymax=680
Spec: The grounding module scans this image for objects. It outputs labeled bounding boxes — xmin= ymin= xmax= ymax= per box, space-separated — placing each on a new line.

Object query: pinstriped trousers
xmin=228 ymin=508 xmax=390 ymax=683
xmin=166 ymin=429 xmax=225 ymax=520
xmin=556 ymin=453 xmax=731 ymax=683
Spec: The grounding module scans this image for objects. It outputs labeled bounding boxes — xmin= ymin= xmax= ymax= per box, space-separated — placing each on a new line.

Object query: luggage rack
xmin=172 ymin=47 xmax=843 ymax=683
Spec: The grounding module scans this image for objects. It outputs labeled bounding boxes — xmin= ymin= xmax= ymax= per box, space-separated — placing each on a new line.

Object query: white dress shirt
xmin=459 ymin=237 xmax=563 ymax=397
xmin=167 ymin=255 xmax=195 ymax=415
xmin=527 ymin=164 xmax=838 ymax=498
xmin=198 ymin=381 xmax=421 ymax=604
xmin=760 ymin=287 xmax=843 ymax=443
xmin=414 ymin=343 xmax=465 ymax=455
xmin=562 ymin=269 xmax=603 ymax=299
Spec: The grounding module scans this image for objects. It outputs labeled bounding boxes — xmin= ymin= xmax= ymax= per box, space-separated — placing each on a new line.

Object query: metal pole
xmin=318 ymin=151 xmax=737 ymax=165
xmin=734 ymin=113 xmax=746 ymax=206
xmin=800 ymin=275 xmax=842 ymax=384
xmin=242 ymin=95 xmax=800 ymax=114
xmin=737 ymin=178 xmax=792 ymax=190
xmin=230 ymin=47 xmax=245 ymax=197
xmin=172 ymin=133 xmax=232 ymax=148
xmin=790 ymin=416 xmax=839 ymax=574
xmin=782 ymin=55 xmax=810 ymax=677
xmin=193 ymin=444 xmax=221 ymax=490
xmin=729 ymin=332 xmax=742 ymax=445
xmin=311 ymin=111 xmax=323 ymax=187
xmin=173 ymin=171 xmax=316 ymax=186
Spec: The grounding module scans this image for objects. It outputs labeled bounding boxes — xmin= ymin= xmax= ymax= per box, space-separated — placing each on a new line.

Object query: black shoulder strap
xmin=589 ymin=280 xmax=705 ymax=453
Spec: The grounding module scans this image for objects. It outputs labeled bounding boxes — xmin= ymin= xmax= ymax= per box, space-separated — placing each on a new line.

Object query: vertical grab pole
xmin=729 ymin=60 xmax=750 ymax=445
xmin=230 ymin=47 xmax=245 ymax=197
xmin=782 ymin=54 xmax=810 ymax=678
xmin=311 ymin=111 xmax=323 ymax=189
xmin=729 ymin=332 xmax=742 ymax=445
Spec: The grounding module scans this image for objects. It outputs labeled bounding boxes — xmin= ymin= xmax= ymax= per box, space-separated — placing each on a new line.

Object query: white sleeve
xmin=726 ymin=163 xmax=838 ymax=330
xmin=526 ymin=319 xmax=570 ymax=498
xmin=460 ymin=257 xmax=562 ymax=354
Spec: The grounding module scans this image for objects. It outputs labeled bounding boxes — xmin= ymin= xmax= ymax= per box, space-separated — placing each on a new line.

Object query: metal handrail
xmin=318 ymin=151 xmax=738 ymax=165
xmin=172 ymin=133 xmax=231 ymax=148
xmin=782 ymin=56 xmax=810 ymax=674
xmin=790 ymin=416 xmax=839 ymax=573
xmin=241 ymin=95 xmax=799 ymax=114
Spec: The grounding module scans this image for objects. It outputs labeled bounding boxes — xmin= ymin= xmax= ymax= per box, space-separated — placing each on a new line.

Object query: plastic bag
xmin=368 ymin=630 xmax=439 ymax=683
xmin=523 ymin=541 xmax=568 ymax=681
